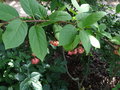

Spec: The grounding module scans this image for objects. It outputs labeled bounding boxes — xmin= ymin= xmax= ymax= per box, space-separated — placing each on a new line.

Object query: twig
xmin=0 ymin=17 xmax=19 ymax=26
xmin=62 ymin=48 xmax=80 ymax=90
xmin=24 ymin=19 xmax=49 ymax=23
xmin=1 ymin=18 xmax=75 ymax=27
xmin=102 ymin=38 xmax=119 ymax=49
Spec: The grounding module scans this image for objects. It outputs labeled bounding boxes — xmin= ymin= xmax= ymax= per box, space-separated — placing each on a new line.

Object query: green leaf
xmin=59 ymin=24 xmax=77 ymax=46
xmin=50 ymin=0 xmax=58 ymax=11
xmin=20 ymin=78 xmax=32 ymax=90
xmin=71 ymin=0 xmax=90 ymax=13
xmin=32 ymin=81 xmax=42 ymax=90
xmin=0 ymin=28 xmax=3 ymax=43
xmin=31 ymin=72 xmax=42 ymax=90
xmin=64 ymin=35 xmax=80 ymax=51
xmin=49 ymin=11 xmax=72 ymax=21
xmin=20 ymin=0 xmax=39 ymax=16
xmin=76 ymin=13 xmax=90 ymax=20
xmin=0 ymin=86 xmax=7 ymax=90
xmin=31 ymin=72 xmax=41 ymax=81
xmin=112 ymin=83 xmax=120 ymax=90
xmin=20 ymin=72 xmax=42 ymax=90
xmin=101 ymin=31 xmax=112 ymax=39
xmin=15 ymin=73 xmax=25 ymax=81
xmin=2 ymin=19 xmax=28 ymax=49
xmin=29 ymin=25 xmax=47 ymax=61
xmin=116 ymin=4 xmax=120 ymax=13
xmin=79 ymin=4 xmax=90 ymax=13
xmin=53 ymin=24 xmax=62 ymax=40
xmin=76 ymin=13 xmax=90 ymax=28
xmin=0 ymin=3 xmax=19 ymax=21
xmin=112 ymin=88 xmax=118 ymax=90
xmin=20 ymin=0 xmax=47 ymax=18
xmin=99 ymin=23 xmax=106 ymax=32
xmin=38 ymin=4 xmax=47 ymax=19
xmin=89 ymin=35 xmax=100 ymax=48
xmin=83 ymin=11 xmax=106 ymax=27
xmin=71 ymin=0 xmax=81 ymax=11
xmin=79 ymin=30 xmax=91 ymax=54
xmin=111 ymin=36 xmax=120 ymax=45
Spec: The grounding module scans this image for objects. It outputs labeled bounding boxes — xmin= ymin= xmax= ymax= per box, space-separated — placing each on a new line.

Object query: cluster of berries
xmin=31 ymin=54 xmax=40 ymax=64
xmin=49 ymin=40 xmax=59 ymax=46
xmin=68 ymin=46 xmax=84 ymax=55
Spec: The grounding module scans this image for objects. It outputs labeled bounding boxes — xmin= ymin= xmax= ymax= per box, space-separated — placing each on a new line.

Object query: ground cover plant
xmin=0 ymin=0 xmax=120 ymax=90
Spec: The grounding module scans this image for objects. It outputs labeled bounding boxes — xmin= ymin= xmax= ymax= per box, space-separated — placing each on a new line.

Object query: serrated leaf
xmin=20 ymin=0 xmax=39 ymax=16
xmin=89 ymin=35 xmax=100 ymax=48
xmin=2 ymin=19 xmax=28 ymax=49
xmin=20 ymin=0 xmax=47 ymax=18
xmin=79 ymin=30 xmax=91 ymax=54
xmin=49 ymin=11 xmax=72 ymax=21
xmin=29 ymin=25 xmax=47 ymax=61
xmin=59 ymin=24 xmax=77 ymax=46
xmin=83 ymin=11 xmax=106 ymax=27
xmin=0 ymin=3 xmax=19 ymax=21
xmin=38 ymin=4 xmax=47 ymax=18
xmin=116 ymin=4 xmax=120 ymax=13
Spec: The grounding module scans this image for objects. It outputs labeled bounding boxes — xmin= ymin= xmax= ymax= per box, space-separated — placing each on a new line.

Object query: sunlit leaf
xmin=89 ymin=35 xmax=100 ymax=48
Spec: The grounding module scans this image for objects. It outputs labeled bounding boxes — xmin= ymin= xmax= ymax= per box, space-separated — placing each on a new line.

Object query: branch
xmin=102 ymin=38 xmax=119 ymax=49
xmin=24 ymin=20 xmax=49 ymax=23
xmin=62 ymin=48 xmax=80 ymax=90
xmin=0 ymin=17 xmax=19 ymax=27
xmin=1 ymin=18 xmax=75 ymax=27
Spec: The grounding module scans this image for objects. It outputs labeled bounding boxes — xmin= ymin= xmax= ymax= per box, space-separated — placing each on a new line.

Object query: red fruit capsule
xmin=77 ymin=47 xmax=84 ymax=54
xmin=50 ymin=41 xmax=54 ymax=44
xmin=31 ymin=58 xmax=40 ymax=64
xmin=68 ymin=51 xmax=73 ymax=55
xmin=50 ymin=41 xmax=59 ymax=46
xmin=54 ymin=41 xmax=59 ymax=46
xmin=72 ymin=49 xmax=77 ymax=55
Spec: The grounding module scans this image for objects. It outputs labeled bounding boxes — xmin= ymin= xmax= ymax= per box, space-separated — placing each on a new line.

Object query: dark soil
xmin=62 ymin=52 xmax=120 ymax=90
